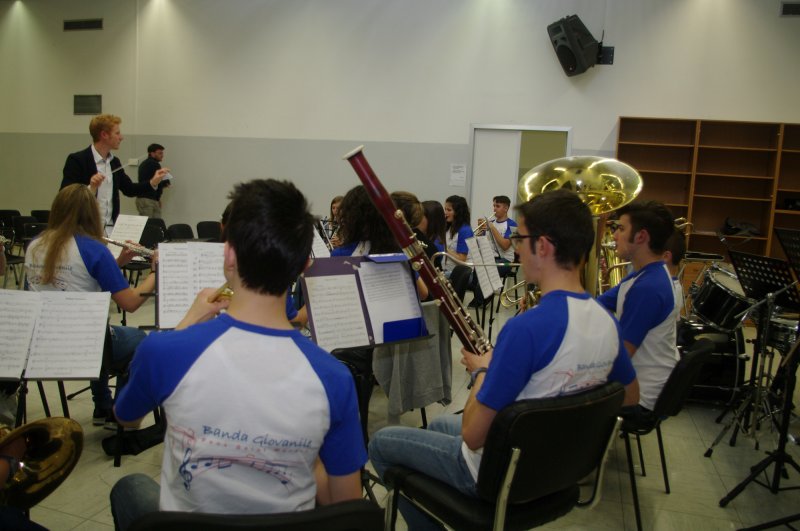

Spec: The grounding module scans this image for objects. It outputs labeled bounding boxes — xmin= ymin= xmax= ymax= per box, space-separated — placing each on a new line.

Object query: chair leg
xmin=636 ymin=433 xmax=646 ymax=477
xmin=623 ymin=432 xmax=644 ymax=531
xmin=656 ymin=425 xmax=670 ymax=494
xmin=385 ymin=487 xmax=399 ymax=531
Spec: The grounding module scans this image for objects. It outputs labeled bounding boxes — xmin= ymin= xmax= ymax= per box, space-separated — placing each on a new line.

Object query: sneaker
xmin=104 ymin=412 xmax=120 ymax=431
xmin=93 ymin=407 xmax=111 ymax=426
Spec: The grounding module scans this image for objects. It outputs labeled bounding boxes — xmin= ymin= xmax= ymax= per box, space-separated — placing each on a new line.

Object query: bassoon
xmin=343 ymin=145 xmax=491 ymax=355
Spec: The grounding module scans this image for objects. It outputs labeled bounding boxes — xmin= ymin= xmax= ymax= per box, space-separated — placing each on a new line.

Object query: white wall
xmin=1 ymin=0 xmax=798 ymax=226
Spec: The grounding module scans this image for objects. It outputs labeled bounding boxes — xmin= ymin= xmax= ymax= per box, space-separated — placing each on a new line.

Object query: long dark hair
xmin=338 ymin=185 xmax=397 ymax=253
xmin=422 ymin=200 xmax=446 ymax=245
xmin=445 ymin=195 xmax=470 ymax=238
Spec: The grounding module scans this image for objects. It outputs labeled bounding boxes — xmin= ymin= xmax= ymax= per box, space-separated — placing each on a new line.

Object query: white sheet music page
xmin=26 ymin=291 xmax=110 ymax=380
xmin=312 ymin=230 xmax=331 ymax=258
xmin=305 ymin=275 xmax=369 ymax=351
xmin=158 ymin=242 xmax=226 ymax=329
xmin=107 ymin=214 xmax=148 ymax=259
xmin=477 ymin=237 xmax=504 ymax=292
xmin=466 ymin=238 xmax=495 ymax=299
xmin=0 ymin=290 xmax=41 ymax=379
xmin=358 ymin=262 xmax=421 ymax=344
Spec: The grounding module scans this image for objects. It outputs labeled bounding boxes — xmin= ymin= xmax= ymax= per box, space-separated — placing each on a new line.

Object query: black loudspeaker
xmin=547 ymin=15 xmax=599 ymax=77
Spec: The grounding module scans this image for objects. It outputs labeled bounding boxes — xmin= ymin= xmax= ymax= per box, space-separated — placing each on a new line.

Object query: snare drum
xmin=691 ymin=267 xmax=751 ymax=331
xmin=767 ymin=317 xmax=799 ymax=353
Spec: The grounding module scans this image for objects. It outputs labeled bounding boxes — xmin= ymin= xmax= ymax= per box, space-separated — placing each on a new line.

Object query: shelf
xmin=639 ymin=169 xmax=692 ymax=176
xmin=691 ymin=231 xmax=767 ymax=241
xmin=774 ymin=209 xmax=800 ymax=216
xmin=783 ymin=149 xmax=800 ymax=154
xmin=665 ymin=203 xmax=689 ymax=208
xmin=693 ymin=194 xmax=773 ymax=202
xmin=694 ymin=172 xmax=774 ymax=181
xmin=618 ymin=141 xmax=694 ymax=148
xmin=698 ymin=145 xmax=778 ymax=153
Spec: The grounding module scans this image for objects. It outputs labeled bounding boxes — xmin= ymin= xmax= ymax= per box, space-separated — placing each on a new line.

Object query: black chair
xmin=123 ymin=224 xmax=165 ymax=287
xmin=145 ymin=217 xmax=168 ymax=238
xmin=166 ymin=223 xmax=194 ymax=241
xmin=1 ymin=225 xmax=24 ymax=289
xmin=22 ymin=222 xmax=47 ymax=251
xmin=383 ymin=382 xmax=625 ymax=531
xmin=11 ymin=215 xmax=36 ymax=254
xmin=128 ymin=499 xmax=384 ymax=531
xmin=621 ymin=338 xmax=715 ymax=531
xmin=30 ymin=209 xmax=50 ymax=223
xmin=0 ymin=209 xmax=21 ymax=230
xmin=196 ymin=220 xmax=222 ymax=241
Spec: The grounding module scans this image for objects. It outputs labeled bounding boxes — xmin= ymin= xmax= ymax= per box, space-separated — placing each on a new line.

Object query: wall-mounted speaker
xmin=547 ymin=15 xmax=599 ymax=77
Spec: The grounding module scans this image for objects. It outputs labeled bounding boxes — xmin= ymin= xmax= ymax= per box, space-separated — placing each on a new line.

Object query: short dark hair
xmin=493 ymin=195 xmax=511 ymax=207
xmin=225 ymin=179 xmax=314 ymax=295
xmin=664 ymin=229 xmax=686 ymax=266
xmin=421 ymin=200 xmax=446 ymax=245
xmin=515 ymin=189 xmax=594 ymax=269
xmin=616 ymin=201 xmax=674 ymax=254
xmin=147 ymin=143 xmax=165 ymax=154
xmin=445 ymin=195 xmax=470 ymax=237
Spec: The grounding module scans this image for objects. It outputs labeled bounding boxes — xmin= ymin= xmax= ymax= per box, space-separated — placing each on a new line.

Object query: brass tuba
xmin=518 ymin=156 xmax=643 ymax=296
xmin=0 ymin=417 xmax=83 ymax=509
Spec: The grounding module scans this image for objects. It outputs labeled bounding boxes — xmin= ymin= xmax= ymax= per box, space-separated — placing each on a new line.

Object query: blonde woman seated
xmin=24 ymin=184 xmax=156 ymax=428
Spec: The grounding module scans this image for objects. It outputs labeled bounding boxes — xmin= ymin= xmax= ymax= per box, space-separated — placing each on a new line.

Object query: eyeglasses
xmin=509 ymin=232 xmax=556 ymax=249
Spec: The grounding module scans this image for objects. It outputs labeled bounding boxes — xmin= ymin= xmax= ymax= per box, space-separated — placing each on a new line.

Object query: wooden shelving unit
xmin=617 ymin=117 xmax=800 ymax=259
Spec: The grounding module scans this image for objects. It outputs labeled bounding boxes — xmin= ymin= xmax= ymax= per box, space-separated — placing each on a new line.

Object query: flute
xmin=103 ymin=237 xmax=155 ymax=258
xmin=207 ymin=283 xmax=234 ymax=303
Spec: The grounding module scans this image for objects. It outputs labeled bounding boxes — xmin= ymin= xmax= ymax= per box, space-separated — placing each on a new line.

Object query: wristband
xmin=468 ymin=367 xmax=488 ymax=388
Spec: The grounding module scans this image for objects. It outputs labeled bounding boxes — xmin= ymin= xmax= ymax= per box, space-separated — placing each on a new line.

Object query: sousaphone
xmin=0 ymin=417 xmax=83 ymax=509
xmin=518 ymin=156 xmax=643 ymax=295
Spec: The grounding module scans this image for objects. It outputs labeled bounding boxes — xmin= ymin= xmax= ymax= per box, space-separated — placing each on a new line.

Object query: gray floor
xmin=14 ymin=292 xmax=800 ymax=530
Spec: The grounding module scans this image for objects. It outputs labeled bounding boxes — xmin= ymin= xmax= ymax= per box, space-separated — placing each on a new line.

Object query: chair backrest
xmin=12 ymin=215 xmax=36 ymax=239
xmin=166 ymin=223 xmax=194 ymax=240
xmin=23 ymin=222 xmax=48 ymax=239
xmin=652 ymin=337 xmax=715 ymax=418
xmin=139 ymin=224 xmax=165 ymax=249
xmin=477 ymin=381 xmax=625 ymax=504
xmin=0 ymin=210 xmax=21 ymax=229
xmin=30 ymin=209 xmax=50 ymax=223
xmin=128 ymin=499 xmax=384 ymax=531
xmin=145 ymin=217 xmax=168 ymax=236
xmin=196 ymin=220 xmax=222 ymax=241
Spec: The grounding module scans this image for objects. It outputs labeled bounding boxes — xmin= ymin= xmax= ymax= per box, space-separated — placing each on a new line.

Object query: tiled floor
xmin=13 ymin=292 xmax=800 ymax=530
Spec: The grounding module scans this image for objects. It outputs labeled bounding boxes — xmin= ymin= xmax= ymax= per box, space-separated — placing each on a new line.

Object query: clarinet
xmin=343 ymin=145 xmax=492 ymax=355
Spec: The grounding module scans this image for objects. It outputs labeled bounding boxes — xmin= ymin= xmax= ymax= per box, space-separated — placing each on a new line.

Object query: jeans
xmin=110 ymin=473 xmax=160 ymax=531
xmin=91 ymin=326 xmax=146 ymax=410
xmin=369 ymin=414 xmax=478 ymax=530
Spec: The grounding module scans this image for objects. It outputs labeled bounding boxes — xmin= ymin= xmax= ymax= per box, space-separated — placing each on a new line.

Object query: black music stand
xmin=718 ymin=249 xmax=800 ymax=508
xmin=705 ymin=251 xmax=800 ymax=456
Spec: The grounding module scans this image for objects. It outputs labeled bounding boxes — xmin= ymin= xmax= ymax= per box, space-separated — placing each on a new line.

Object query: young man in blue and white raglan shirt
xmin=110 ymin=180 xmax=366 ymax=530
xmin=598 ymin=201 xmax=680 ymax=421
xmin=476 ymin=195 xmax=518 ymax=277
xmin=369 ymin=189 xmax=639 ymax=530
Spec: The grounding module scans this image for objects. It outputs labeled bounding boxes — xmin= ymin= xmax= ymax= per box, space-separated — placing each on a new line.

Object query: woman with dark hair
xmin=443 ymin=195 xmax=472 ymax=276
xmin=421 ymin=200 xmax=446 ymax=254
xmin=24 ymin=184 xmax=153 ymax=427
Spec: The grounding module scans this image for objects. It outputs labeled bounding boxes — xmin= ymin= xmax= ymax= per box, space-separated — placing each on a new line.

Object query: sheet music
xmin=312 ymin=230 xmax=330 ymax=258
xmin=305 ymin=275 xmax=370 ymax=351
xmin=466 ymin=238 xmax=498 ymax=299
xmin=158 ymin=242 xmax=226 ymax=329
xmin=0 ymin=290 xmax=41 ymax=379
xmin=477 ymin=237 xmax=504 ymax=291
xmin=25 ymin=291 xmax=110 ymax=379
xmin=107 ymin=214 xmax=148 ymax=259
xmin=358 ymin=262 xmax=421 ymax=344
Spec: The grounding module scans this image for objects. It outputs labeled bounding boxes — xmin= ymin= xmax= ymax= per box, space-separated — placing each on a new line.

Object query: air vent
xmin=64 ymin=19 xmax=103 ymax=31
xmin=781 ymin=2 xmax=800 ymax=16
xmin=74 ymin=95 xmax=102 ymax=115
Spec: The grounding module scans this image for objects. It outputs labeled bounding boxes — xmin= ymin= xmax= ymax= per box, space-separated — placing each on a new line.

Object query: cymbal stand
xmin=719 ymin=334 xmax=800 ymax=509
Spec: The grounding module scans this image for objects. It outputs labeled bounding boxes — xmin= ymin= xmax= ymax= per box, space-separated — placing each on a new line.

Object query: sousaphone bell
xmin=518 ymin=156 xmax=643 ymax=295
